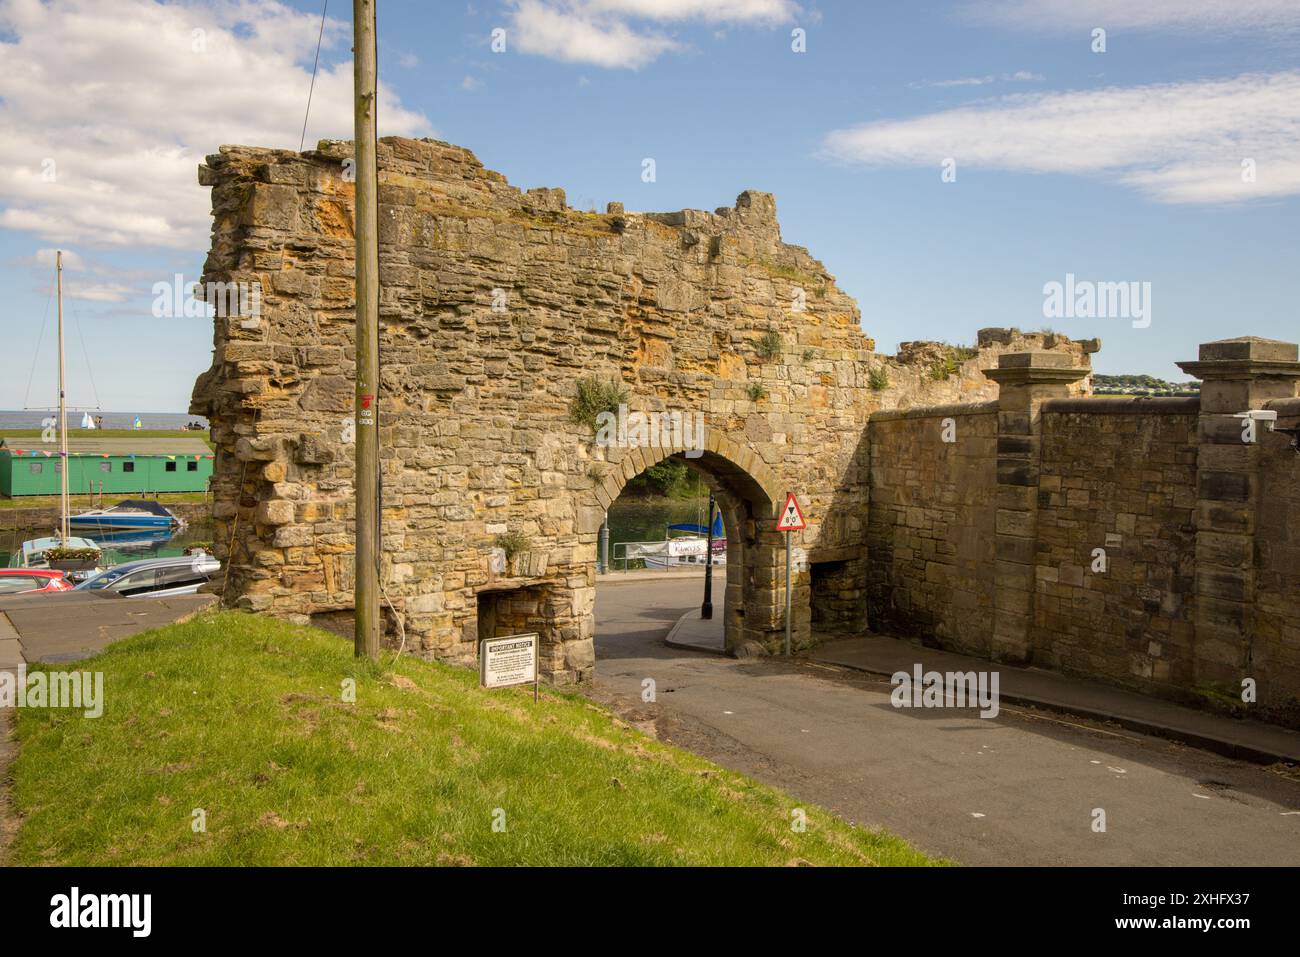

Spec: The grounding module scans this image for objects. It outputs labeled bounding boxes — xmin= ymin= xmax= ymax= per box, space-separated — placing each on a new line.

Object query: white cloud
xmin=0 ymin=0 xmax=432 ymax=251
xmin=962 ymin=0 xmax=1300 ymax=33
xmin=64 ymin=280 xmax=136 ymax=304
xmin=30 ymin=248 xmax=88 ymax=272
xmin=823 ymin=71 xmax=1300 ymax=205
xmin=461 ymin=74 xmax=484 ymax=91
xmin=910 ymin=71 xmax=1043 ymax=89
xmin=506 ymin=0 xmax=798 ymax=69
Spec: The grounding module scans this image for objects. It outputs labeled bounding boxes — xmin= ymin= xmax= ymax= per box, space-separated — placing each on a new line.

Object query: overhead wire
xmin=21 ymin=282 xmax=55 ymax=412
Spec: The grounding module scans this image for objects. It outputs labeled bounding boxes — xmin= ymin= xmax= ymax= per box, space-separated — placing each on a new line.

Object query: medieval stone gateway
xmin=191 ymin=136 xmax=1300 ymax=726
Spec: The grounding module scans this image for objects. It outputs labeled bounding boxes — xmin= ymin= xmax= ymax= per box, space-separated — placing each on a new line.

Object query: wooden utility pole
xmin=56 ymin=250 xmax=69 ymax=542
xmin=353 ymin=0 xmax=381 ymax=659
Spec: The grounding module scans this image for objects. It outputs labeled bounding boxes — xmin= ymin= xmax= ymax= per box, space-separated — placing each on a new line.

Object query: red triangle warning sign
xmin=776 ymin=492 xmax=806 ymax=532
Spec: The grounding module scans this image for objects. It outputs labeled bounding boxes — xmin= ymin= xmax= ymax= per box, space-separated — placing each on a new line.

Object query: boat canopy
xmin=111 ymin=499 xmax=176 ymax=517
xmin=666 ymin=512 xmax=724 ymax=538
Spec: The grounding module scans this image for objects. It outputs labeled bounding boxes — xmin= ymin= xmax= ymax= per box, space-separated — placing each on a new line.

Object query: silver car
xmin=74 ymin=554 xmax=221 ymax=599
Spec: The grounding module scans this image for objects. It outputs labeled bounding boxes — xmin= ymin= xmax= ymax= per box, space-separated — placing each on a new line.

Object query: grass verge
xmin=0 ymin=491 xmax=209 ymax=511
xmin=9 ymin=611 xmax=939 ymax=866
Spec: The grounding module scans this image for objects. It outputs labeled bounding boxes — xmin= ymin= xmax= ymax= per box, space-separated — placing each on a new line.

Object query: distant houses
xmin=1092 ymin=374 xmax=1202 ymax=397
xmin=0 ymin=436 xmax=214 ymax=496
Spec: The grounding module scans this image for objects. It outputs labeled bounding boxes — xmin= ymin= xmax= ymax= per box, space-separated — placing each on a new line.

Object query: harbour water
xmin=0 ymin=521 xmax=215 ymax=569
xmin=0 ymin=411 xmax=206 ymax=431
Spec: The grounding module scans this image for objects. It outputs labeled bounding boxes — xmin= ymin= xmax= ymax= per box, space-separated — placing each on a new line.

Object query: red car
xmin=0 ymin=568 xmax=74 ymax=595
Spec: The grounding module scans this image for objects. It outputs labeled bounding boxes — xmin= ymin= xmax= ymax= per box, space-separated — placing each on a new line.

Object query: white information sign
xmin=480 ymin=632 xmax=539 ymax=691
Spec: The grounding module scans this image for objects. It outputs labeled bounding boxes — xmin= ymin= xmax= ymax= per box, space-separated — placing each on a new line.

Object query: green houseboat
xmin=0 ymin=436 xmax=213 ymax=497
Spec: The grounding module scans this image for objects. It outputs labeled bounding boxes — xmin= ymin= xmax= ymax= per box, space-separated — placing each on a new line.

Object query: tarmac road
xmin=589 ymin=573 xmax=1300 ymax=866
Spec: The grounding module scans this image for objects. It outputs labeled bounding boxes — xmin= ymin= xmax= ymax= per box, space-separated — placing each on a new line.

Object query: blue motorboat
xmin=68 ymin=499 xmax=183 ymax=532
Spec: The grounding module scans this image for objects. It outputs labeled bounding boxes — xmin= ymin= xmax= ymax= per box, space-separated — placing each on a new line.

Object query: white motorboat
xmin=10 ymin=535 xmax=101 ymax=570
xmin=637 ymin=537 xmax=727 ymax=570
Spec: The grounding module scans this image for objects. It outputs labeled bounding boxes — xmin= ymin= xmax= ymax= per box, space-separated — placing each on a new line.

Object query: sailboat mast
xmin=56 ymin=249 xmax=69 ymax=541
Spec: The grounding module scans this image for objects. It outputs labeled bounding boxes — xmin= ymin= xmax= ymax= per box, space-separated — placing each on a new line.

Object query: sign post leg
xmin=784 ymin=530 xmax=792 ymax=656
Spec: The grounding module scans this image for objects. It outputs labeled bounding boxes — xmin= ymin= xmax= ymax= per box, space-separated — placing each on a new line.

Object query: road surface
xmin=590 ymin=573 xmax=1300 ymax=866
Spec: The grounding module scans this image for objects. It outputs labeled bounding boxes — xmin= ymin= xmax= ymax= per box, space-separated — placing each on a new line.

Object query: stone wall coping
xmin=1042 ymin=396 xmax=1200 ymax=415
xmin=995 ymin=350 xmax=1076 ymax=370
xmin=1176 ymin=359 xmax=1300 ymax=381
xmin=1197 ymin=337 xmax=1298 ymax=363
xmin=1264 ymin=396 xmax=1300 ymax=416
xmin=982 ymin=367 xmax=1091 ymax=390
xmin=869 ymin=400 xmax=999 ymax=423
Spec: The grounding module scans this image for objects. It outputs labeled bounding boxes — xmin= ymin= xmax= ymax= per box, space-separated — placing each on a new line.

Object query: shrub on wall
xmin=569 ymin=377 xmax=629 ymax=431
xmin=757 ymin=331 xmax=783 ymax=362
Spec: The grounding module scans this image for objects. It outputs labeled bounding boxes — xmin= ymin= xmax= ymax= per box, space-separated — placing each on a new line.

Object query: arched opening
xmin=581 ymin=439 xmax=787 ymax=677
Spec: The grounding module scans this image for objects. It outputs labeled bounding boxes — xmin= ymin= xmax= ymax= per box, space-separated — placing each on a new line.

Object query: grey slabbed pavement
xmin=661 ymin=590 xmax=1300 ymax=764
xmin=814 ymin=634 xmax=1300 ymax=766
xmin=0 ymin=591 xmax=217 ymax=669
xmin=592 ymin=574 xmax=1300 ymax=866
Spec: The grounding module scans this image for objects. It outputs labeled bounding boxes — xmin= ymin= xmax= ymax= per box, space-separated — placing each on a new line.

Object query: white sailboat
xmin=9 ymin=251 xmax=101 ymax=573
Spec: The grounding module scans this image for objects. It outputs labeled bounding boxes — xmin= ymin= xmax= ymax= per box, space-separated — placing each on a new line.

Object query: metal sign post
xmin=784 ymin=531 xmax=792 ymax=655
xmin=775 ymin=492 xmax=806 ymax=657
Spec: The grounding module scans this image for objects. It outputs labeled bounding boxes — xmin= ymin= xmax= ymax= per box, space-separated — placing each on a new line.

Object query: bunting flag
xmin=167 ymin=455 xmax=176 ymax=461
xmin=134 ymin=416 xmax=143 ymax=430
xmin=12 ymin=448 xmax=24 ymax=456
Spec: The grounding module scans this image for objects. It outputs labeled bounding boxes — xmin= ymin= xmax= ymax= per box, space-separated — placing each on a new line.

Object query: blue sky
xmin=2 ymin=0 xmax=1298 ymax=414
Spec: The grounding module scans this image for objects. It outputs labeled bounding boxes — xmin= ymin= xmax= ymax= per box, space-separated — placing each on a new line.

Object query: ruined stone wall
xmin=1030 ymin=400 xmax=1200 ymax=692
xmin=192 ymin=136 xmax=1084 ymax=680
xmin=865 ymin=403 xmax=998 ymax=656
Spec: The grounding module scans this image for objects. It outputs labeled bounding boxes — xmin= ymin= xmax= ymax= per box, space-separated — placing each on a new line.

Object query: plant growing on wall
xmin=868 ymin=365 xmax=890 ymax=391
xmin=747 ymin=382 xmax=769 ymax=402
xmin=569 ymin=376 xmax=629 ymax=431
xmin=757 ymin=330 xmax=783 ymax=362
xmin=929 ymin=356 xmax=959 ymax=381
xmin=494 ymin=530 xmax=531 ymax=563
